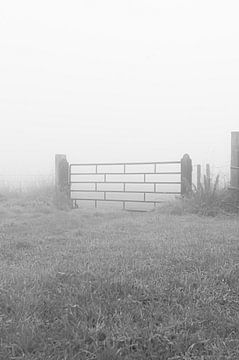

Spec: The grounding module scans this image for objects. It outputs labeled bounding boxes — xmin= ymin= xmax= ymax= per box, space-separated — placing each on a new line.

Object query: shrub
xmin=182 ymin=173 xmax=239 ymax=216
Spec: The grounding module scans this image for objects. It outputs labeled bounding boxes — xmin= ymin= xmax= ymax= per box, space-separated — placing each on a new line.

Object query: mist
xmin=1 ymin=0 xmax=238 ymax=186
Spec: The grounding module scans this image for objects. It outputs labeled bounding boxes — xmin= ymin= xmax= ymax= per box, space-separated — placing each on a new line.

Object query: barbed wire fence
xmin=0 ymin=173 xmax=54 ymax=192
xmin=192 ymin=163 xmax=230 ymax=189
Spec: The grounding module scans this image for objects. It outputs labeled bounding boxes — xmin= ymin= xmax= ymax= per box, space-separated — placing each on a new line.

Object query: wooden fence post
xmin=55 ymin=154 xmax=70 ymax=205
xmin=230 ymin=132 xmax=239 ymax=190
xmin=197 ymin=164 xmax=201 ymax=190
xmin=206 ymin=163 xmax=211 ymax=190
xmin=181 ymin=154 xmax=192 ymax=196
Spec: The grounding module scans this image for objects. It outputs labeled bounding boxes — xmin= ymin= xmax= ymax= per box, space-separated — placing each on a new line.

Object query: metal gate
xmin=68 ymin=155 xmax=192 ymax=210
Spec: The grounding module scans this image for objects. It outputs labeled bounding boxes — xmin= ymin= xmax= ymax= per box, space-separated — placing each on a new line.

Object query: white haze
xmin=0 ymin=0 xmax=238 ymax=186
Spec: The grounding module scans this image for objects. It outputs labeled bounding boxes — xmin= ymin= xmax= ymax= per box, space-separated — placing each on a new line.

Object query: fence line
xmin=0 ymin=174 xmax=54 ymax=191
xmin=55 ymin=154 xmax=193 ymax=211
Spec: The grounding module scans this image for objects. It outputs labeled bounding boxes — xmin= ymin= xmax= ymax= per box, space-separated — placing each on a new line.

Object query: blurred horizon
xmin=1 ymin=1 xmax=239 ymax=187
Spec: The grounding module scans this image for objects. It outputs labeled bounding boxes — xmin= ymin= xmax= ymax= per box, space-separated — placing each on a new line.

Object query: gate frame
xmin=58 ymin=153 xmax=192 ymax=210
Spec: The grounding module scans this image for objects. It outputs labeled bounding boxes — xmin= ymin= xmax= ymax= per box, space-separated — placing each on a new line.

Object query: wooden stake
xmin=231 ymin=132 xmax=239 ymax=190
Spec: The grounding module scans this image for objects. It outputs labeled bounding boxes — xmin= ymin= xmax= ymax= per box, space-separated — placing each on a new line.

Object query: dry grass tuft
xmin=161 ymin=173 xmax=239 ymax=217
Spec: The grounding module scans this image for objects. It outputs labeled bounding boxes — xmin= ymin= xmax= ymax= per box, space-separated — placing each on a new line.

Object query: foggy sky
xmin=0 ymin=0 xmax=239 ymax=183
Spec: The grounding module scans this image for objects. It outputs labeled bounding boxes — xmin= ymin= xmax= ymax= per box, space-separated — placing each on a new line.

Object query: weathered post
xmin=230 ymin=132 xmax=239 ymax=191
xmin=206 ymin=163 xmax=210 ymax=179
xmin=197 ymin=164 xmax=201 ymax=190
xmin=206 ymin=163 xmax=211 ymax=190
xmin=55 ymin=154 xmax=70 ymax=207
xmin=181 ymin=154 xmax=192 ymax=196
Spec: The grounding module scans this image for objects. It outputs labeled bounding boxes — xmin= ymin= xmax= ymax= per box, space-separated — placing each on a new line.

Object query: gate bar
xmin=70 ymin=161 xmax=181 ymax=166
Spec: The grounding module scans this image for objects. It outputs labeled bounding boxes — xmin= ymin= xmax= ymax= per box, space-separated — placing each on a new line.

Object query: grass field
xmin=0 ymin=196 xmax=239 ymax=359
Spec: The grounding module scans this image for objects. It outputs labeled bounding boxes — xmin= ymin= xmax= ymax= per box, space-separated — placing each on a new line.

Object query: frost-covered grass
xmin=0 ymin=194 xmax=239 ymax=359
